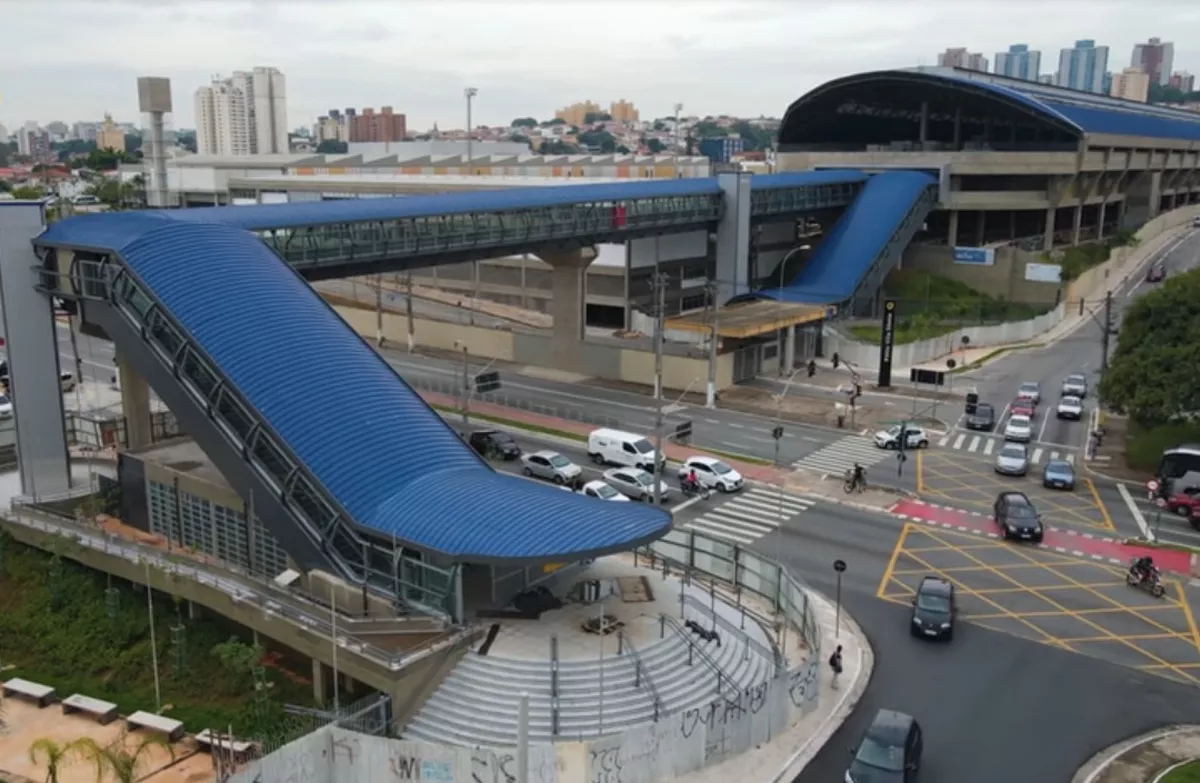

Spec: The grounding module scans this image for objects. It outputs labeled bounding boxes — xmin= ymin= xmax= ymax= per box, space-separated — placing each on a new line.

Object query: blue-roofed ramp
xmin=35 ymin=213 xmax=672 ymax=598
xmin=742 ymin=170 xmax=939 ymax=306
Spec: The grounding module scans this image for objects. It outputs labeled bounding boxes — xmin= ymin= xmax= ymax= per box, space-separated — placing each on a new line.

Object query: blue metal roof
xmin=752 ymin=171 xmax=938 ymax=304
xmin=748 ymin=170 xmax=869 ymax=190
xmin=40 ymin=214 xmax=671 ymax=561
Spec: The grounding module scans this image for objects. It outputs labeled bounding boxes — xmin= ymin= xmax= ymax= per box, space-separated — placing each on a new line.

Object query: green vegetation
xmin=1161 ymin=759 xmax=1200 ymax=783
xmin=1100 ymin=268 xmax=1200 ymax=447
xmin=0 ymin=533 xmax=312 ymax=737
xmin=881 ymin=270 xmax=1045 ymax=323
xmin=847 ymin=315 xmax=958 ymax=345
xmin=1048 ymin=229 xmax=1139 ymax=282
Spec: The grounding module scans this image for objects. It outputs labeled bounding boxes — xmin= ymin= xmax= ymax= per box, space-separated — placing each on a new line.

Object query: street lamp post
xmin=773 ymin=370 xmax=800 ymax=519
xmin=654 ymin=379 xmax=699 ymax=507
xmin=454 ymin=341 xmax=470 ymax=425
xmin=464 ymin=87 xmax=478 ymax=174
xmin=775 ymin=244 xmax=811 ymax=375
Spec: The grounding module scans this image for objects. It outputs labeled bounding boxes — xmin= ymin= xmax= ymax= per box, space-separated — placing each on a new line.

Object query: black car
xmin=847 ymin=709 xmax=924 ymax=782
xmin=994 ymin=491 xmax=1044 ymax=542
xmin=468 ymin=430 xmax=521 ymax=460
xmin=965 ymin=402 xmax=996 ymax=431
xmin=910 ymin=576 xmax=956 ymax=640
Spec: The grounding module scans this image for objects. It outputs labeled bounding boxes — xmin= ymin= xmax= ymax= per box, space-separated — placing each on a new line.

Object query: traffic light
xmin=807 ymin=360 xmax=817 ymax=378
xmin=965 ymin=392 xmax=978 ymax=415
xmin=772 ymin=425 xmax=785 ymax=440
xmin=474 ymin=371 xmax=501 ymax=394
xmin=855 ymin=384 xmax=863 ymax=399
xmin=832 ymin=353 xmax=840 ymax=369
xmin=897 ymin=423 xmax=908 ymax=452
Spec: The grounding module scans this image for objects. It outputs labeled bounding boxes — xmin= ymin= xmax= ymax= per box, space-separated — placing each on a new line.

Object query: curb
xmin=1071 ymin=724 xmax=1199 ymax=783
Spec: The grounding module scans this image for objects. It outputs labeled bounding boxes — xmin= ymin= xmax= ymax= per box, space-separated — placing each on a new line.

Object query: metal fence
xmin=401 ymin=373 xmax=624 ymax=431
xmin=846 ymin=296 xmax=1056 ymax=324
xmin=258 ymin=693 xmax=392 ymax=756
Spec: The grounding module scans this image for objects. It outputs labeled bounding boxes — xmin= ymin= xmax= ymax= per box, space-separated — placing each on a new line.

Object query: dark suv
xmin=994 ymin=491 xmax=1044 ymax=542
xmin=965 ymin=402 xmax=996 ymax=431
xmin=468 ymin=430 xmax=521 ymax=460
xmin=847 ymin=709 xmax=924 ymax=782
xmin=910 ymin=576 xmax=956 ymax=640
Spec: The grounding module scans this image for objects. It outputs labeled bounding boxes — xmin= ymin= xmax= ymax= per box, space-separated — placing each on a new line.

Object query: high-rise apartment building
xmin=348 ymin=107 xmax=406 ymax=143
xmin=193 ymin=67 xmax=288 ymax=156
xmin=1170 ymin=72 xmax=1196 ymax=93
xmin=16 ymin=122 xmax=51 ymax=159
xmin=96 ymin=113 xmax=126 ymax=152
xmin=1131 ymin=38 xmax=1174 ymax=86
xmin=609 ymin=100 xmax=639 ymax=123
xmin=994 ymin=44 xmax=1041 ymax=82
xmin=937 ymin=47 xmax=988 ymax=72
xmin=0 ymin=123 xmax=8 ymax=142
xmin=1110 ymin=68 xmax=1151 ymax=102
xmin=1056 ymin=40 xmax=1109 ymax=93
xmin=313 ymin=113 xmax=347 ymax=143
xmin=555 ymin=101 xmax=603 ymax=127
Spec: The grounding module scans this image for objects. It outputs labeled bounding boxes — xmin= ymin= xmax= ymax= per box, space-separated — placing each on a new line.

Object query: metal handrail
xmin=659 ymin=613 xmax=739 ymax=699
xmin=682 ymin=594 xmax=782 ymax=676
xmin=549 ymin=635 xmax=561 ymax=736
xmin=617 ymin=630 xmax=664 ymax=722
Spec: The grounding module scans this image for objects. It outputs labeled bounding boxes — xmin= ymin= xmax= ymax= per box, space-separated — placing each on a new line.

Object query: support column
xmin=946 ymin=210 xmax=959 ymax=247
xmin=1043 ymin=207 xmax=1056 ymax=251
xmin=918 ymin=101 xmax=929 ymax=147
xmin=538 ymin=246 xmax=597 ymax=373
xmin=714 ymin=172 xmax=753 ymax=303
xmin=118 ymin=354 xmax=154 ymax=450
xmin=0 ymin=202 xmax=73 ymax=499
xmin=975 ymin=211 xmax=986 ymax=245
xmin=781 ymin=325 xmax=796 ymax=374
xmin=311 ymin=658 xmax=326 ymax=708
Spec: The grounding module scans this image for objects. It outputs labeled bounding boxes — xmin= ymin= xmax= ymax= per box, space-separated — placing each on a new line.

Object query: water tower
xmin=137 ymin=77 xmax=173 ymax=208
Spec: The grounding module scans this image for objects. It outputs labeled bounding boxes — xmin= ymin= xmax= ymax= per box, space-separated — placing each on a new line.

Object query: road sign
xmin=1156 ymin=497 xmax=1168 ymax=509
xmin=1147 ymin=479 xmax=1160 ymax=493
xmin=833 ymin=559 xmax=846 ymax=573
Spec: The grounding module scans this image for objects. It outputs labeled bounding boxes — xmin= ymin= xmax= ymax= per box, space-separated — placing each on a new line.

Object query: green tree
xmin=616 ymin=144 xmax=631 ymax=154
xmin=510 ymin=132 xmax=530 ymax=145
xmin=646 ymin=138 xmax=666 ymax=153
xmin=29 ymin=737 xmax=88 ymax=783
xmin=510 ymin=117 xmax=537 ymax=128
xmin=1100 ymin=268 xmax=1200 ymax=426
xmin=76 ymin=734 xmax=173 ymax=783
xmin=123 ymin=134 xmax=143 ymax=154
xmin=10 ymin=185 xmax=44 ymax=200
xmin=85 ymin=148 xmax=136 ymax=171
xmin=211 ymin=636 xmax=264 ymax=690
xmin=543 ymin=118 xmax=566 ymax=126
xmin=0 ymin=180 xmax=11 ymax=192
xmin=175 ymin=130 xmax=198 ymax=153
xmin=694 ymin=120 xmax=726 ymax=138
xmin=315 ymin=139 xmax=348 ymax=154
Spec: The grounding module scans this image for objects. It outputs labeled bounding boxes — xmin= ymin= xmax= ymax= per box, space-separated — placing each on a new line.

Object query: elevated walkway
xmin=736 ymin=170 xmax=939 ymax=307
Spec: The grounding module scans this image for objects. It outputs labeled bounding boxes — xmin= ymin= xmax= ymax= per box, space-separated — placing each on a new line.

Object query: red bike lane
xmin=890 ymin=499 xmax=1195 ymax=574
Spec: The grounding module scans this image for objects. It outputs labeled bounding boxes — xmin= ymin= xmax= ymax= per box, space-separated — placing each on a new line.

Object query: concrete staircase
xmin=402 ymin=617 xmax=775 ymax=747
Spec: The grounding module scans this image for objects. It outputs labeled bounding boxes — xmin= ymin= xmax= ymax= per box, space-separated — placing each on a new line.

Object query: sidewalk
xmin=1072 ymin=725 xmax=1200 ymax=783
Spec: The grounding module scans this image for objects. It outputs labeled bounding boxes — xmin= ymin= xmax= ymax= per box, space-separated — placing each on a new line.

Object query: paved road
xmin=763 ymin=505 xmax=1200 ymax=783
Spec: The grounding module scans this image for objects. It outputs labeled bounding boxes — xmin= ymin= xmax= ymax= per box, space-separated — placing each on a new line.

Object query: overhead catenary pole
xmin=706 ymin=280 xmax=719 ymax=409
xmin=653 ymin=273 xmax=667 ymax=507
xmin=374 ymin=274 xmax=384 ymax=347
xmin=456 ymin=342 xmax=471 ymax=425
xmin=145 ymin=561 xmax=162 ymax=713
xmin=1100 ymin=289 xmax=1114 ymax=377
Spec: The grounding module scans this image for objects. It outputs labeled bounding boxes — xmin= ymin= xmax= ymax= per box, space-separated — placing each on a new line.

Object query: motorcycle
xmin=680 ymin=480 xmax=710 ymax=500
xmin=1126 ymin=560 xmax=1166 ymax=598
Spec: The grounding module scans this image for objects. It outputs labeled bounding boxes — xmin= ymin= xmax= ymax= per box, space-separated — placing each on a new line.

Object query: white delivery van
xmin=587 ymin=428 xmax=664 ymax=471
xmin=1193 ymin=215 xmax=1200 ymax=228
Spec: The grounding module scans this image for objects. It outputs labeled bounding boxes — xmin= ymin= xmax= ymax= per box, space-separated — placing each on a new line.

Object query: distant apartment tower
xmin=555 ymin=101 xmax=602 ymax=127
xmin=313 ymin=112 xmax=347 ymax=143
xmin=610 ymin=100 xmax=639 ymax=123
xmin=937 ymin=48 xmax=988 ymax=72
xmin=698 ymin=136 xmax=744 ymax=164
xmin=193 ymin=66 xmax=287 ymax=156
xmin=96 ymin=113 xmax=126 ymax=152
xmin=348 ymin=107 xmax=406 ymax=143
xmin=16 ymin=123 xmax=51 ymax=159
xmin=1131 ymin=38 xmax=1174 ymax=86
xmin=1171 ymin=72 xmax=1196 ymax=93
xmin=1056 ymin=40 xmax=1109 ymax=93
xmin=994 ymin=44 xmax=1041 ymax=81
xmin=0 ymin=123 xmax=8 ymax=142
xmin=1110 ymin=68 xmax=1151 ymax=102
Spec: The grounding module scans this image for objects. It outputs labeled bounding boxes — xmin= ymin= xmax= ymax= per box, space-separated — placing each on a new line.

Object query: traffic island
xmin=1072 ymin=726 xmax=1200 ymax=783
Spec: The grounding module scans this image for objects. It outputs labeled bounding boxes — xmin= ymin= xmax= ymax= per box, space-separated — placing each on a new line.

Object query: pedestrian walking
xmin=829 ymin=644 xmax=844 ymax=690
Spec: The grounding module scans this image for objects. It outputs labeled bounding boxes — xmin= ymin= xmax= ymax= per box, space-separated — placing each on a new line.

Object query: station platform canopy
xmin=666 ymin=300 xmax=832 ymax=339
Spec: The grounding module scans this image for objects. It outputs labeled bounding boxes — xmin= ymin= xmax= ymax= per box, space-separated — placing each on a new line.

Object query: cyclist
xmin=852 ymin=462 xmax=866 ymax=490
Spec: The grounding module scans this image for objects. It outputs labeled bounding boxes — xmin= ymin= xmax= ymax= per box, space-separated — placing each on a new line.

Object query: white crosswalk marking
xmin=967 ymin=436 xmax=980 ymax=453
xmin=682 ymin=487 xmax=817 ymax=545
xmin=953 ymin=434 xmax=965 ymax=449
xmin=1032 ymin=447 xmax=1044 ymax=463
xmin=791 ymin=435 xmax=891 ymax=476
xmin=983 ymin=438 xmax=995 ymax=456
xmin=938 ymin=435 xmax=950 ymax=447
xmin=935 ymin=432 xmax=1079 ymax=465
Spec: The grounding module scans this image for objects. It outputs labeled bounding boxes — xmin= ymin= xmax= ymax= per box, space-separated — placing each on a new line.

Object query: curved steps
xmin=403 ymin=617 xmax=776 ymax=747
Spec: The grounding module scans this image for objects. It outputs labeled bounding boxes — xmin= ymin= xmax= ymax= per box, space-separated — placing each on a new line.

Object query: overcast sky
xmin=1 ymin=0 xmax=1198 ymax=133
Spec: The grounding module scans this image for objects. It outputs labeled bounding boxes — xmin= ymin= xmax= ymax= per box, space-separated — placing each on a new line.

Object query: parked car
xmin=1016 ymin=381 xmax=1041 ymax=405
xmin=0 ymin=394 xmax=11 ymax=419
xmin=1146 ymin=263 xmax=1166 ymax=283
xmin=1056 ymin=395 xmax=1084 ymax=421
xmin=1061 ymin=373 xmax=1088 ymax=398
xmin=468 ymin=430 xmax=521 ymax=460
xmin=1003 ymin=415 xmax=1033 ymax=443
xmin=846 ymin=709 xmax=924 ymax=782
xmin=910 ymin=576 xmax=956 ymax=640
xmin=602 ymin=467 xmax=671 ymax=503
xmin=994 ymin=491 xmax=1044 ymax=542
xmin=520 ymin=450 xmax=582 ymax=484
xmin=874 ymin=425 xmax=929 ymax=450
xmin=994 ymin=443 xmax=1030 ymax=477
xmin=1042 ymin=460 xmax=1076 ymax=491
xmin=1010 ymin=398 xmax=1037 ymax=420
xmin=677 ymin=456 xmax=744 ymax=493
xmin=965 ymin=402 xmax=996 ymax=431
xmin=578 ymin=479 xmax=630 ymax=502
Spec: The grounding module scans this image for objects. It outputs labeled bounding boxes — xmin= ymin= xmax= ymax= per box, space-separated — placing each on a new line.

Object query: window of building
xmin=147 ymin=480 xmax=180 ymax=543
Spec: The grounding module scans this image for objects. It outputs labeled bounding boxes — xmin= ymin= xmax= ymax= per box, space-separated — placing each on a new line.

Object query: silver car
xmin=603 ymin=467 xmax=671 ymax=503
xmin=1061 ymin=374 xmax=1088 ymax=398
xmin=1004 ymin=414 xmax=1033 ymax=442
xmin=1056 ymin=395 xmax=1084 ymax=421
xmin=1016 ymin=381 xmax=1041 ymax=405
xmin=995 ymin=443 xmax=1030 ymax=476
xmin=521 ymin=450 xmax=582 ymax=484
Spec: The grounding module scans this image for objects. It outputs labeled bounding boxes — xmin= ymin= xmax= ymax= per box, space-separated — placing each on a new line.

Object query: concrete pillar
xmin=1097 ymin=202 xmax=1107 ymax=241
xmin=715 ymin=172 xmax=753 ymax=302
xmin=1071 ymin=204 xmax=1084 ymax=247
xmin=1043 ymin=207 xmax=1056 ymax=251
xmin=975 ymin=212 xmax=986 ymax=245
xmin=0 ymin=202 xmax=73 ymax=499
xmin=1008 ymin=212 xmax=1017 ymax=240
xmin=946 ymin=210 xmax=959 ymax=247
xmin=311 ymin=658 xmax=326 ymax=708
xmin=538 ymin=246 xmax=596 ymax=372
xmin=781 ymin=325 xmax=796 ymax=374
xmin=918 ymin=101 xmax=929 ymax=147
xmin=343 ymin=672 xmax=356 ymax=695
xmin=118 ymin=354 xmax=154 ymax=450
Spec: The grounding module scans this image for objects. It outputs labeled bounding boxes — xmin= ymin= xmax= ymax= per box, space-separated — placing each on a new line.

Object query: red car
xmin=1011 ymin=399 xmax=1037 ymax=419
xmin=1166 ymin=487 xmax=1200 ymax=518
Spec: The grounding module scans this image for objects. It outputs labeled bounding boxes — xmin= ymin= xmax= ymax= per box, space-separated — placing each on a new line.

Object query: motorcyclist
xmin=852 ymin=462 xmax=866 ymax=489
xmin=1131 ymin=555 xmax=1156 ymax=584
xmin=685 ymin=468 xmax=700 ymax=493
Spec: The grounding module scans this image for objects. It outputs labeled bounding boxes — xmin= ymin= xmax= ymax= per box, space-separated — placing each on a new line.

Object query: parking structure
xmin=674 ymin=487 xmax=818 ymax=546
xmin=916 ymin=448 xmax=1114 ymax=532
xmin=877 ymin=524 xmax=1200 ymax=684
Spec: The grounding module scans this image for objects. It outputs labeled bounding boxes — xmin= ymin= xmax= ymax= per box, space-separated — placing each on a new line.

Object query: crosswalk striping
xmin=682 ymin=487 xmax=817 ymax=545
xmin=791 ymin=435 xmax=892 ymax=476
xmin=937 ymin=433 xmax=1076 ymax=465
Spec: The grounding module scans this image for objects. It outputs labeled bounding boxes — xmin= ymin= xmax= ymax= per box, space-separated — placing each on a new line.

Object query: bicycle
xmin=843 ymin=469 xmax=867 ymax=494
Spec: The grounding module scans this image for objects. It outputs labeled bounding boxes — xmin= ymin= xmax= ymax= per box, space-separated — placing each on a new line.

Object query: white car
xmin=577 ymin=479 xmax=630 ymax=502
xmin=677 ymin=456 xmax=743 ymax=492
xmin=1056 ymin=396 xmax=1084 ymax=421
xmin=1004 ymin=414 xmax=1033 ymax=442
xmin=1016 ymin=381 xmax=1041 ymax=405
xmin=520 ymin=450 xmax=582 ymax=484
xmin=0 ymin=394 xmax=11 ymax=418
xmin=874 ymin=425 xmax=929 ymax=450
xmin=603 ymin=468 xmax=671 ymax=504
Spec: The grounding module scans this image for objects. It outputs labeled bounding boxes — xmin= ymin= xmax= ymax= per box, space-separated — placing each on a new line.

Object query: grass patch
xmin=947 ymin=343 xmax=1044 ymax=374
xmin=847 ymin=321 xmax=959 ymax=345
xmin=882 ymin=270 xmax=1046 ymax=322
xmin=0 ymin=535 xmax=313 ymax=737
xmin=1162 ymin=759 xmax=1200 ymax=783
xmin=1125 ymin=419 xmax=1200 ymax=472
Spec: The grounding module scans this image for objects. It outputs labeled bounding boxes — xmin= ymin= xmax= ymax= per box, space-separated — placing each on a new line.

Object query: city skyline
xmin=1 ymin=1 xmax=1198 ymax=132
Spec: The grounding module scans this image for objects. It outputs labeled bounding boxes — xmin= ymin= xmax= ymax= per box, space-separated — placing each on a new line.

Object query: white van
xmin=587 ymin=428 xmax=664 ymax=471
xmin=1193 ymin=215 xmax=1200 ymax=228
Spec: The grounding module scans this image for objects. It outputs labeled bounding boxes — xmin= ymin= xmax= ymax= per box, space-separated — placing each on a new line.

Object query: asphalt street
xmin=766 ymin=505 xmax=1200 ymax=783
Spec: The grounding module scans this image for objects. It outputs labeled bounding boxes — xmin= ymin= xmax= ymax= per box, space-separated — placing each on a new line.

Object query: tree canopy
xmin=316 ymin=139 xmax=348 ymax=154
xmin=511 ymin=117 xmax=538 ymax=128
xmin=1099 ymin=267 xmax=1200 ymax=426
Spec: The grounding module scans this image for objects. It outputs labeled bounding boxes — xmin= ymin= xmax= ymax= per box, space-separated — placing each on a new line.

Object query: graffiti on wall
xmin=787 ymin=658 xmax=820 ymax=711
xmin=325 ymin=730 xmax=559 ymax=783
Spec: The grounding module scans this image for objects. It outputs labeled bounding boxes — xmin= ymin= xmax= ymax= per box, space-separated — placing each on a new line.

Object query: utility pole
xmin=652 ymin=273 xmax=667 ymax=507
xmin=1100 ymin=289 xmax=1114 ymax=377
xmin=672 ymin=103 xmax=683 ymax=179
xmin=464 ymin=87 xmax=478 ymax=173
xmin=705 ymin=280 xmax=719 ymax=409
xmin=405 ymin=272 xmax=415 ymax=353
xmin=374 ymin=274 xmax=384 ymax=347
xmin=455 ymin=342 xmax=471 ymax=425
